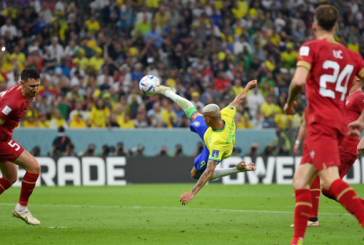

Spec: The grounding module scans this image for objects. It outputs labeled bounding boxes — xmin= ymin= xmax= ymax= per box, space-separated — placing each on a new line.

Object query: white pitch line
xmin=0 ymin=203 xmax=351 ymax=216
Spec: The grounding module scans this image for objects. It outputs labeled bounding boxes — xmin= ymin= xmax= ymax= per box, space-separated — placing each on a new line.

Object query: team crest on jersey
xmin=212 ymin=150 xmax=219 ymax=158
xmin=193 ymin=121 xmax=200 ymax=127
xmin=2 ymin=105 xmax=12 ymax=115
xmin=310 ymin=150 xmax=315 ymax=159
xmin=229 ymin=106 xmax=234 ymax=110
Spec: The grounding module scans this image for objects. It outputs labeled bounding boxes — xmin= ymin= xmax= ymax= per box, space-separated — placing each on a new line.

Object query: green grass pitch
xmin=1 ymin=184 xmax=364 ymax=245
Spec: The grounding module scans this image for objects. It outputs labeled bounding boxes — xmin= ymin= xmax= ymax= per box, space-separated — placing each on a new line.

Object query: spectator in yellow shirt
xmin=231 ymin=0 xmax=249 ymax=19
xmin=260 ymin=94 xmax=281 ymax=121
xmin=1 ymin=51 xmax=14 ymax=73
xmin=155 ymin=5 xmax=168 ymax=28
xmin=2 ymin=6 xmax=18 ymax=20
xmin=236 ymin=112 xmax=254 ymax=129
xmin=268 ymin=29 xmax=281 ymax=46
xmin=85 ymin=15 xmax=100 ymax=35
xmin=38 ymin=112 xmax=50 ymax=128
xmin=50 ymin=109 xmax=68 ymax=129
xmin=91 ymin=99 xmax=110 ymax=128
xmin=73 ymin=48 xmax=89 ymax=70
xmin=264 ymin=55 xmax=276 ymax=72
xmin=88 ymin=47 xmax=104 ymax=72
xmin=161 ymin=102 xmax=177 ymax=128
xmin=23 ymin=113 xmax=38 ymax=128
xmin=115 ymin=104 xmax=125 ymax=123
xmin=84 ymin=31 xmax=98 ymax=50
xmin=347 ymin=37 xmax=359 ymax=53
xmin=280 ymin=43 xmax=298 ymax=69
xmin=119 ymin=114 xmax=135 ymax=128
xmin=10 ymin=45 xmax=26 ymax=71
xmin=166 ymin=69 xmax=177 ymax=87
xmin=70 ymin=113 xmax=88 ymax=128
xmin=146 ymin=0 xmax=162 ymax=9
xmin=230 ymin=79 xmax=248 ymax=97
xmin=274 ymin=113 xmax=292 ymax=130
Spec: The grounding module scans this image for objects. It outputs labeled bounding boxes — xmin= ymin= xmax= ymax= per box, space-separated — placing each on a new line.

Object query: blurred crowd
xmin=0 ymin=0 xmax=363 ymax=131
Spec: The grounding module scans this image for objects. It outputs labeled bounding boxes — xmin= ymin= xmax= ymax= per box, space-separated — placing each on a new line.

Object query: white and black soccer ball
xmin=139 ymin=75 xmax=160 ymax=96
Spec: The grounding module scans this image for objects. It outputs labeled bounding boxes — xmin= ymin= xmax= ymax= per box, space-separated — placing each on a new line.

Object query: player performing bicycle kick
xmin=153 ymin=80 xmax=258 ymax=205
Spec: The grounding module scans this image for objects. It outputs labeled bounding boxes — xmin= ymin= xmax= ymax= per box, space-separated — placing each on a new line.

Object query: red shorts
xmin=301 ymin=123 xmax=344 ymax=171
xmin=0 ymin=139 xmax=24 ymax=162
xmin=338 ymin=151 xmax=357 ymax=179
xmin=338 ymin=137 xmax=358 ymax=179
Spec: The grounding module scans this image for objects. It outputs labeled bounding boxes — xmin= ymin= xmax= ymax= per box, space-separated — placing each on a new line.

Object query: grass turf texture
xmin=1 ymin=184 xmax=363 ymax=245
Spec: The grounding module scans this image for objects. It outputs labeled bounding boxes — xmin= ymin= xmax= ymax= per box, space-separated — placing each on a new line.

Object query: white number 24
xmin=319 ymin=60 xmax=354 ymax=101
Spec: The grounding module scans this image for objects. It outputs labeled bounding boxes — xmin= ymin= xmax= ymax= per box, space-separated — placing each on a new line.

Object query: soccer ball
xmin=139 ymin=75 xmax=160 ymax=96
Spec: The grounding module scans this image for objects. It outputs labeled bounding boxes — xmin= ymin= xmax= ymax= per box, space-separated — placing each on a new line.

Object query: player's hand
xmin=357 ymin=146 xmax=364 ymax=155
xmin=293 ymin=144 xmax=300 ymax=154
xmin=180 ymin=192 xmax=195 ymax=205
xmin=283 ymin=101 xmax=297 ymax=115
xmin=247 ymin=80 xmax=257 ymax=90
xmin=348 ymin=120 xmax=364 ymax=136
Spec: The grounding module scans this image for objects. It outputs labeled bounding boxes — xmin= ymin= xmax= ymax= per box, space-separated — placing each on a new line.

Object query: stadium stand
xmin=1 ymin=0 xmax=364 ymax=154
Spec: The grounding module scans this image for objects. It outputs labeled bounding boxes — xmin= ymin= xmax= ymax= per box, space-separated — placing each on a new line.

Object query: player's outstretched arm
xmin=284 ymin=67 xmax=308 ymax=115
xmin=180 ymin=159 xmax=219 ymax=205
xmin=229 ymin=80 xmax=257 ymax=108
xmin=294 ymin=120 xmax=306 ymax=154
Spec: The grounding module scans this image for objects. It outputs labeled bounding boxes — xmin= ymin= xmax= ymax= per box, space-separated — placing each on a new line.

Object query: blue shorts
xmin=189 ymin=116 xmax=212 ymax=174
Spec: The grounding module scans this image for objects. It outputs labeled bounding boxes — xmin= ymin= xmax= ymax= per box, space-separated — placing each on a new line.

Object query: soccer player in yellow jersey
xmin=155 ymin=80 xmax=258 ymax=205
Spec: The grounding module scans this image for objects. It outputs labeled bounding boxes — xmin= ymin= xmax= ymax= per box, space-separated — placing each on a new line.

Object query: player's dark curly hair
xmin=21 ymin=68 xmax=40 ymax=82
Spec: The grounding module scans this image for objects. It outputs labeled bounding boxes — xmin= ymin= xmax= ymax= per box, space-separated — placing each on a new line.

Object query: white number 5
xmin=8 ymin=140 xmax=20 ymax=151
xmin=320 ymin=60 xmax=354 ymax=101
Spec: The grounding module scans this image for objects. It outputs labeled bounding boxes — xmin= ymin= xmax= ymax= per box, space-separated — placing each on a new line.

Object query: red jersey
xmin=297 ymin=39 xmax=364 ymax=135
xmin=339 ymin=91 xmax=364 ymax=156
xmin=0 ymin=85 xmax=33 ymax=141
xmin=345 ymin=91 xmax=364 ymax=125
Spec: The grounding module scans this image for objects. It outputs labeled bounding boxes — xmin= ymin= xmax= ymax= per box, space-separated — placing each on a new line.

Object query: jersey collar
xmin=213 ymin=120 xmax=226 ymax=132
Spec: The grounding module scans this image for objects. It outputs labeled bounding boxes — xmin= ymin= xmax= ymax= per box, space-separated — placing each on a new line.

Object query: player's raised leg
xmin=12 ymin=150 xmax=40 ymax=226
xmin=319 ymin=167 xmax=364 ymax=229
xmin=322 ymin=154 xmax=364 ymax=205
xmin=191 ymin=160 xmax=256 ymax=180
xmin=210 ymin=161 xmax=256 ymax=180
xmin=155 ymin=85 xmax=198 ymax=121
xmin=291 ymin=163 xmax=317 ymax=245
xmin=0 ymin=161 xmax=17 ymax=194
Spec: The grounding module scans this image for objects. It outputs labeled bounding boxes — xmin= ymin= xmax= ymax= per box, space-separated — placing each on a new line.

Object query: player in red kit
xmin=291 ymin=76 xmax=364 ymax=227
xmin=284 ymin=5 xmax=364 ymax=245
xmin=0 ymin=68 xmax=41 ymax=225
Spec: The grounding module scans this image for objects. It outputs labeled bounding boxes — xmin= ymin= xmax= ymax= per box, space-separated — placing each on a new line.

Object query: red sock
xmin=329 ymin=179 xmax=364 ymax=228
xmin=322 ymin=188 xmax=337 ymax=201
xmin=309 ymin=176 xmax=320 ymax=219
xmin=291 ymin=189 xmax=312 ymax=245
xmin=19 ymin=172 xmax=39 ymax=206
xmin=0 ymin=177 xmax=12 ymax=195
xmin=323 ymin=186 xmax=364 ymax=207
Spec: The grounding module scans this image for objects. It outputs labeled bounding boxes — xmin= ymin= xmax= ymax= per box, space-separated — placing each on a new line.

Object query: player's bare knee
xmin=5 ymin=175 xmax=17 ymax=184
xmin=292 ymin=177 xmax=309 ymax=190
xmin=28 ymin=159 xmax=40 ymax=174
xmin=320 ymin=179 xmax=334 ymax=191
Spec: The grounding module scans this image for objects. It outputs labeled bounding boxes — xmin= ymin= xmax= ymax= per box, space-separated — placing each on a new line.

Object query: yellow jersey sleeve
xmin=221 ymin=105 xmax=236 ymax=120
xmin=208 ymin=138 xmax=225 ymax=161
